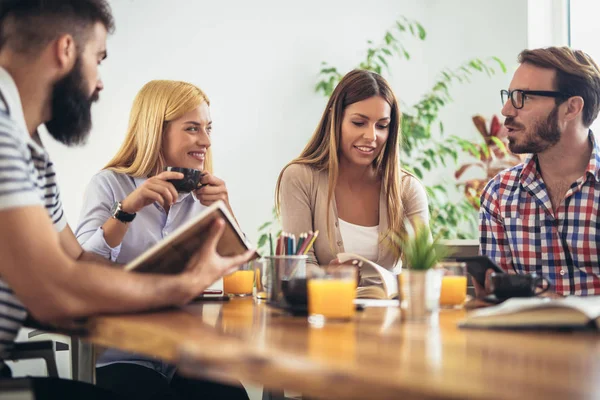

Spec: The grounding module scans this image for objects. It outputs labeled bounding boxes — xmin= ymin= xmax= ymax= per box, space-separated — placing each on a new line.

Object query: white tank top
xmin=338 ymin=218 xmax=379 ymax=262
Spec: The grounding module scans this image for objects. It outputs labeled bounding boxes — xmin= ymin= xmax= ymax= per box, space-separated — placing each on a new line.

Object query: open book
xmin=125 ymin=200 xmax=255 ymax=274
xmin=459 ymin=296 xmax=600 ymax=330
xmin=337 ymin=253 xmax=398 ymax=300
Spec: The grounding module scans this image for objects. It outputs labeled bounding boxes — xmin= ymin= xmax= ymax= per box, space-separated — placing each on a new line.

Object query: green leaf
xmin=385 ymin=32 xmax=396 ymax=45
xmin=416 ymin=22 xmax=426 ymax=40
xmin=377 ymin=55 xmax=389 ymax=68
xmin=257 ymin=234 xmax=267 ymax=248
xmin=468 ymin=60 xmax=482 ymax=71
xmin=258 ymin=221 xmax=272 ymax=231
xmin=413 ymin=167 xmax=423 ymax=179
xmin=492 ymin=56 xmax=507 ymax=73
xmin=489 ymin=136 xmax=509 ymax=156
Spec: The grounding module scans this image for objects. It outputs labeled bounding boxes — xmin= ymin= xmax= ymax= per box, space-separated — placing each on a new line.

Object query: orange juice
xmin=308 ymin=279 xmax=355 ymax=319
xmin=223 ymin=270 xmax=254 ymax=295
xmin=439 ymin=276 xmax=467 ymax=306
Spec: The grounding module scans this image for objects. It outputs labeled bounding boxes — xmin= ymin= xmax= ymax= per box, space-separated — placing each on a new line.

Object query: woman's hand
xmin=120 ymin=171 xmax=183 ymax=213
xmin=329 ymin=258 xmax=362 ymax=286
xmin=194 ymin=172 xmax=231 ymax=210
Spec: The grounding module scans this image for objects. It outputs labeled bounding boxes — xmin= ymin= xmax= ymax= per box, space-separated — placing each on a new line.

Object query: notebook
xmin=125 ymin=200 xmax=256 ymax=274
xmin=459 ymin=296 xmax=600 ymax=331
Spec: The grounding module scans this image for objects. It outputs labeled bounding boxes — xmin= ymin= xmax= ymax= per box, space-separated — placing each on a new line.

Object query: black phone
xmin=455 ymin=255 xmax=505 ymax=287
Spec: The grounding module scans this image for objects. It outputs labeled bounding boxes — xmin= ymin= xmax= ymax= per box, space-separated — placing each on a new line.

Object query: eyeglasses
xmin=500 ymin=89 xmax=572 ymax=109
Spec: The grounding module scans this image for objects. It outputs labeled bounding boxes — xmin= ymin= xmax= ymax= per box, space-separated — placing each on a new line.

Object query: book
xmin=336 ymin=253 xmax=399 ymax=300
xmin=459 ymin=296 xmax=600 ymax=330
xmin=125 ymin=200 xmax=256 ymax=274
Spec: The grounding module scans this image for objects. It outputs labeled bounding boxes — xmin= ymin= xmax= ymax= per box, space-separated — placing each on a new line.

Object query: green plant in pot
xmin=389 ymin=220 xmax=450 ymax=319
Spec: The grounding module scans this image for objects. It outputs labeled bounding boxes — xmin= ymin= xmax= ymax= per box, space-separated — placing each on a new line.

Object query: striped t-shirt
xmin=0 ymin=67 xmax=66 ymax=360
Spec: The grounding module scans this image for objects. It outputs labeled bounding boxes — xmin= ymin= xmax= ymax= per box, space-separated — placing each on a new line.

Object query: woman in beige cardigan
xmin=275 ymin=69 xmax=429 ymax=286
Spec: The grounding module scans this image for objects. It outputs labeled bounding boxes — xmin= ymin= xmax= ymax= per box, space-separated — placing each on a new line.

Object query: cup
xmin=439 ymin=261 xmax=468 ymax=308
xmin=490 ymin=273 xmax=550 ymax=300
xmin=308 ymin=265 xmax=357 ymax=326
xmin=398 ymin=268 xmax=444 ymax=320
xmin=164 ymin=166 xmax=203 ymax=193
xmin=223 ymin=263 xmax=255 ymax=297
xmin=252 ymin=258 xmax=270 ymax=300
xmin=265 ymin=255 xmax=308 ymax=307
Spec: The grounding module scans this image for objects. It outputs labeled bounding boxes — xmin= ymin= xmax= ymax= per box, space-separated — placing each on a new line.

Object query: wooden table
xmin=83 ymin=298 xmax=600 ymax=400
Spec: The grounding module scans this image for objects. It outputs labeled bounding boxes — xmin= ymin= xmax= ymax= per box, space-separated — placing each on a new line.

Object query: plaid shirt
xmin=479 ymin=131 xmax=600 ymax=296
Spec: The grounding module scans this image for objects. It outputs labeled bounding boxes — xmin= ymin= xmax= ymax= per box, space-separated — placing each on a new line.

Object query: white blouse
xmin=338 ymin=218 xmax=380 ymax=262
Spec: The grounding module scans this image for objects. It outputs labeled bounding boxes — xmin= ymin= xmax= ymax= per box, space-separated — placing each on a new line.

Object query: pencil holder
xmin=265 ymin=255 xmax=308 ymax=307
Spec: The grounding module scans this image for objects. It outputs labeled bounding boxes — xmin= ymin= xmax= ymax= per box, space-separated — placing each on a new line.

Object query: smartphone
xmin=455 ymin=255 xmax=505 ymax=287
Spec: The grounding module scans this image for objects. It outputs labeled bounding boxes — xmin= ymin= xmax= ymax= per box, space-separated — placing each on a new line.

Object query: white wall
xmin=569 ymin=0 xmax=600 ymax=133
xmin=527 ymin=0 xmax=569 ymax=48
xmin=41 ymin=0 xmax=527 ymax=246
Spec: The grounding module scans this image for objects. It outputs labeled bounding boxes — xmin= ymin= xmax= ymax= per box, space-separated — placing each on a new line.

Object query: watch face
xmin=110 ymin=201 xmax=120 ymax=216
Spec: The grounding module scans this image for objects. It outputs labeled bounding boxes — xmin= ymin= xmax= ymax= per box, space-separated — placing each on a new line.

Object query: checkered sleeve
xmin=479 ymin=177 xmax=515 ymax=272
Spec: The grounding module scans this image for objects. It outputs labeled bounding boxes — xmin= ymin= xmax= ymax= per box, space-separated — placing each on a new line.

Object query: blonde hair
xmin=275 ymin=70 xmax=404 ymax=260
xmin=104 ymin=80 xmax=213 ymax=177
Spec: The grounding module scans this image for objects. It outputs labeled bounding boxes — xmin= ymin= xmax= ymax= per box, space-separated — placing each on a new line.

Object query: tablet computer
xmin=455 ymin=255 xmax=505 ymax=287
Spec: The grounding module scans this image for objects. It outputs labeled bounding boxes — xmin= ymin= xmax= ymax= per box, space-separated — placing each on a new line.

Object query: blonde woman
xmin=75 ymin=80 xmax=248 ymax=399
xmin=276 ymin=70 xmax=429 ymax=286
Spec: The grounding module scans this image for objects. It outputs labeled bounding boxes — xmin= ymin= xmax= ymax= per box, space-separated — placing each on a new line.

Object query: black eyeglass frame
xmin=500 ymin=89 xmax=573 ymax=109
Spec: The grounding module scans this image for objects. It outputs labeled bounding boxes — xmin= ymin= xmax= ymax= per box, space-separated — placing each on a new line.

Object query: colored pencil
xmin=296 ymin=231 xmax=313 ymax=255
xmin=295 ymin=233 xmax=306 ymax=255
xmin=302 ymin=230 xmax=319 ymax=255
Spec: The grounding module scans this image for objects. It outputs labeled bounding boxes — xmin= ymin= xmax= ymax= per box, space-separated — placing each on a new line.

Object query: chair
xmin=7 ymin=340 xmax=69 ymax=378
xmin=26 ymin=330 xmax=95 ymax=383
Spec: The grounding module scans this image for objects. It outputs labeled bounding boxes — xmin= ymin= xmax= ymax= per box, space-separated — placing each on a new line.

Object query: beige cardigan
xmin=278 ymin=164 xmax=429 ymax=281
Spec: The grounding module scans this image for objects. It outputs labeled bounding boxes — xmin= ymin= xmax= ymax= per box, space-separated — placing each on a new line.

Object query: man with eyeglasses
xmin=478 ymin=46 xmax=600 ymax=297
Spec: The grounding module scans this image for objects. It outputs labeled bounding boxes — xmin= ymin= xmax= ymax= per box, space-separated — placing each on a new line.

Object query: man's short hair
xmin=518 ymin=47 xmax=600 ymax=127
xmin=0 ymin=0 xmax=114 ymax=54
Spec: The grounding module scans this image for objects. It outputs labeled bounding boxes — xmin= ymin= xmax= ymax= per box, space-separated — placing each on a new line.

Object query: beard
xmin=45 ymin=57 xmax=99 ymax=146
xmin=506 ymin=106 xmax=561 ymax=154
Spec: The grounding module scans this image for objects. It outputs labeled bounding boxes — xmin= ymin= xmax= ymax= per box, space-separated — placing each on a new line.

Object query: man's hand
xmin=472 ymin=269 xmax=495 ymax=299
xmin=182 ymin=218 xmax=255 ymax=299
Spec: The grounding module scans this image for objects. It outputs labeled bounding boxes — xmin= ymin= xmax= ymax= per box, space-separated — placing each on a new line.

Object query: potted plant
xmin=455 ymin=115 xmax=524 ymax=209
xmin=389 ymin=220 xmax=450 ymax=319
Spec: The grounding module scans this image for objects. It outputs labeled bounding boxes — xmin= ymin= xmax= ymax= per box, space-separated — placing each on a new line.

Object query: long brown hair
xmin=275 ymin=69 xmax=404 ymax=258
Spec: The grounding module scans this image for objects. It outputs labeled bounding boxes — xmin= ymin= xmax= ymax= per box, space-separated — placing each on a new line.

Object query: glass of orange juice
xmin=439 ymin=261 xmax=468 ymax=308
xmin=307 ymin=265 xmax=357 ymax=327
xmin=223 ymin=263 xmax=255 ymax=297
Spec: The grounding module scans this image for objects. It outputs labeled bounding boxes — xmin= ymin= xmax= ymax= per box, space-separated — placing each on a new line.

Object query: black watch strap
xmin=111 ymin=201 xmax=136 ymax=223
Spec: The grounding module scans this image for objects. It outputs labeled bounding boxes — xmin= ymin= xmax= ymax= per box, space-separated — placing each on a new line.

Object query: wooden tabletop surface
xmin=83 ymin=298 xmax=600 ymax=400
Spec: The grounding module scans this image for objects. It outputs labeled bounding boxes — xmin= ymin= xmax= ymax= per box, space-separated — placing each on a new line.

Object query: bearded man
xmin=479 ymin=46 xmax=600 ymax=297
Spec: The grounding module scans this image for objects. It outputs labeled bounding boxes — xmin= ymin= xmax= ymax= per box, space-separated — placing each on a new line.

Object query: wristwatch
xmin=110 ymin=201 xmax=136 ymax=223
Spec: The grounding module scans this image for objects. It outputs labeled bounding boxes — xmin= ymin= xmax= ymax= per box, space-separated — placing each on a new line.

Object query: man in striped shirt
xmin=480 ymin=47 xmax=600 ymax=296
xmin=0 ymin=1 xmax=254 ymax=396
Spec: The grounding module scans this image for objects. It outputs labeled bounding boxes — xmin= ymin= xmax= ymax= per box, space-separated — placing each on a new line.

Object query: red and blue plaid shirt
xmin=479 ymin=131 xmax=600 ymax=296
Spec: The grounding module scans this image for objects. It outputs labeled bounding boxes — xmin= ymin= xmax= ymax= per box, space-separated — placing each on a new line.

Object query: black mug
xmin=164 ymin=167 xmax=203 ymax=193
xmin=490 ymin=273 xmax=550 ymax=300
